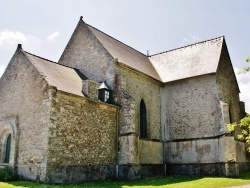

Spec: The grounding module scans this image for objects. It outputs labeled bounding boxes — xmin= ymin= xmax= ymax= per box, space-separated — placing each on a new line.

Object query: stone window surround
xmin=0 ymin=117 xmax=18 ymax=167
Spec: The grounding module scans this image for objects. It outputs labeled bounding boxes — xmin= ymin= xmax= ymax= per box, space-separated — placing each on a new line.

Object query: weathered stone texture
xmin=0 ymin=117 xmax=19 ymax=167
xmin=59 ymin=20 xmax=115 ymax=88
xmin=118 ymin=164 xmax=141 ymax=180
xmin=139 ymin=140 xmax=163 ymax=164
xmin=235 ymin=141 xmax=250 ymax=163
xmin=0 ymin=50 xmax=50 ymax=181
xmin=166 ymin=162 xmax=227 ymax=176
xmin=166 ymin=138 xmax=225 ymax=164
xmin=46 ymin=91 xmax=117 ymax=180
xmin=114 ymin=65 xmax=161 ymax=165
xmin=119 ymin=135 xmax=138 ymax=164
xmin=48 ymin=164 xmax=116 ymax=184
xmin=216 ymin=42 xmax=241 ymax=123
xmin=115 ymin=65 xmax=161 ymax=139
xmin=140 ymin=164 xmax=165 ymax=177
xmin=82 ymin=80 xmax=99 ymax=99
xmin=161 ymin=74 xmax=222 ymax=140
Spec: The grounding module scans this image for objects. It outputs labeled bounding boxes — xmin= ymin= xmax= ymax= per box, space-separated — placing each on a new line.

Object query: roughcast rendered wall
xmin=161 ymin=74 xmax=222 ymax=141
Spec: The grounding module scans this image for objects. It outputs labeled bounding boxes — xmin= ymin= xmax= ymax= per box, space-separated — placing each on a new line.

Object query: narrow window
xmin=4 ymin=134 xmax=11 ymax=163
xmin=140 ymin=100 xmax=147 ymax=138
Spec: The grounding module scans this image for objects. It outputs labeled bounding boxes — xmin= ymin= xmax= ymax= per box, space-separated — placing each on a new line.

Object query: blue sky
xmin=0 ymin=0 xmax=249 ymax=112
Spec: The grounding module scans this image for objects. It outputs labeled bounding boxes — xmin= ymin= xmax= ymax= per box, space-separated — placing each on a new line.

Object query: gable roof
xmin=24 ymin=51 xmax=85 ymax=97
xmin=149 ymin=37 xmax=224 ymax=83
xmin=86 ymin=20 xmax=225 ymax=83
xmin=87 ymin=24 xmax=161 ymax=81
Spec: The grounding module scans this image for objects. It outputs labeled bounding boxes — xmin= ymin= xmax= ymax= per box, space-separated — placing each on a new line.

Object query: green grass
xmin=2 ymin=172 xmax=250 ymax=188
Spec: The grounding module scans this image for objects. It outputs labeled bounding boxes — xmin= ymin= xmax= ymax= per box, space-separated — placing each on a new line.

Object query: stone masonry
xmin=0 ymin=18 xmax=248 ymax=183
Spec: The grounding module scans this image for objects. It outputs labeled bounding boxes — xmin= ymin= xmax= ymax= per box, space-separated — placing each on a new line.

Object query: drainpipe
xmin=115 ymin=108 xmax=119 ymax=179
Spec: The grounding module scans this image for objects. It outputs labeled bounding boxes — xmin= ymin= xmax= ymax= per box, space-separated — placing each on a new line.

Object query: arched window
xmin=140 ymin=100 xmax=147 ymax=138
xmin=4 ymin=134 xmax=11 ymax=163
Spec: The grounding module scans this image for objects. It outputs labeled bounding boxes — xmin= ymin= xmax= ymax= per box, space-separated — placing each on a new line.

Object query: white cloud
xmin=47 ymin=31 xmax=60 ymax=40
xmin=180 ymin=35 xmax=202 ymax=46
xmin=0 ymin=30 xmax=27 ymax=46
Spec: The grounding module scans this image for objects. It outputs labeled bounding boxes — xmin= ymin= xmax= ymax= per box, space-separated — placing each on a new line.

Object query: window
xmin=104 ymin=90 xmax=110 ymax=102
xmin=140 ymin=100 xmax=147 ymax=138
xmin=4 ymin=134 xmax=11 ymax=163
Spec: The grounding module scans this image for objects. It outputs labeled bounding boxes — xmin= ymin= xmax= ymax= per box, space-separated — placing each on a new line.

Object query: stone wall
xmin=46 ymin=91 xmax=117 ymax=183
xmin=161 ymin=74 xmax=222 ymax=141
xmin=139 ymin=140 xmax=163 ymax=164
xmin=0 ymin=49 xmax=50 ymax=181
xmin=166 ymin=137 xmax=225 ymax=164
xmin=59 ymin=20 xmax=115 ymax=89
xmin=166 ymin=136 xmax=244 ymax=176
xmin=216 ymin=41 xmax=241 ymax=123
xmin=0 ymin=117 xmax=19 ymax=167
xmin=114 ymin=64 xmax=162 ymax=165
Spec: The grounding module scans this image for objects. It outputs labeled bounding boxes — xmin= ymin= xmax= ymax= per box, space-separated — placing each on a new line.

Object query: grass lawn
xmin=2 ymin=172 xmax=250 ymax=188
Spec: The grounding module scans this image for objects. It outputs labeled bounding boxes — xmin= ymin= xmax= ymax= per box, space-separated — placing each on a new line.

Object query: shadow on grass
xmin=7 ymin=175 xmax=203 ymax=188
xmin=5 ymin=172 xmax=250 ymax=188
xmin=238 ymin=171 xmax=250 ymax=180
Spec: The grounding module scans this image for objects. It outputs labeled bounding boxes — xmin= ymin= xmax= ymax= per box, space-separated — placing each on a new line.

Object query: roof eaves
xmin=147 ymin=57 xmax=163 ymax=82
xmin=164 ymin=72 xmax=216 ymax=84
xmin=150 ymin=36 xmax=224 ymax=57
xmin=24 ymin=51 xmax=88 ymax=80
xmin=117 ymin=61 xmax=162 ymax=83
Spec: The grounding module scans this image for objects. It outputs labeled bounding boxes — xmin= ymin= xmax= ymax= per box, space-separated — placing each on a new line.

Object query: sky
xmin=0 ymin=0 xmax=249 ymax=112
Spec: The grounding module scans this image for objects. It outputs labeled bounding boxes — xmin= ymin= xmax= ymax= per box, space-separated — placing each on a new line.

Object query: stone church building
xmin=0 ymin=17 xmax=248 ymax=183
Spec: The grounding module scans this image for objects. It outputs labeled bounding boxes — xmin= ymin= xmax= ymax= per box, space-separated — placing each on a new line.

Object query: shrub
xmin=0 ymin=166 xmax=15 ymax=181
xmin=227 ymin=114 xmax=250 ymax=152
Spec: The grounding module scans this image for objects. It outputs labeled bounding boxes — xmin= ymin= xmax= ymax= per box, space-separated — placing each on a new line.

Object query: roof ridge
xmin=150 ymin=36 xmax=224 ymax=57
xmin=24 ymin=51 xmax=57 ymax=63
xmin=87 ymin=24 xmax=148 ymax=57
xmin=24 ymin=51 xmax=78 ymax=70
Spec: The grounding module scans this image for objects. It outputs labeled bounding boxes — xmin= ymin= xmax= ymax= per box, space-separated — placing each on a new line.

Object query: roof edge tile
xmin=150 ymin=36 xmax=224 ymax=57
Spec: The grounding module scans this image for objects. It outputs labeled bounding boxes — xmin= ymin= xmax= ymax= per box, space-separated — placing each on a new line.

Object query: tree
xmin=227 ymin=114 xmax=250 ymax=151
xmin=227 ymin=56 xmax=250 ymax=151
xmin=238 ymin=56 xmax=250 ymax=74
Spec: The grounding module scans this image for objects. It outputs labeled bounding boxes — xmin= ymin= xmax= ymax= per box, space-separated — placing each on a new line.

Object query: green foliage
xmin=227 ymin=114 xmax=250 ymax=152
xmin=238 ymin=56 xmax=250 ymax=74
xmin=0 ymin=166 xmax=16 ymax=182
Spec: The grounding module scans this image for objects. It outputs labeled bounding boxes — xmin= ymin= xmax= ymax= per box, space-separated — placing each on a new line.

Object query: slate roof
xmin=149 ymin=37 xmax=224 ymax=83
xmin=20 ymin=20 xmax=226 ymax=96
xmin=24 ymin=51 xmax=85 ymax=97
xmin=87 ymin=25 xmax=161 ymax=81
xmin=87 ymin=20 xmax=224 ymax=83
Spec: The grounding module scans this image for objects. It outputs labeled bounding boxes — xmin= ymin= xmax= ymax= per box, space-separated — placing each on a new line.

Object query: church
xmin=0 ymin=17 xmax=248 ymax=183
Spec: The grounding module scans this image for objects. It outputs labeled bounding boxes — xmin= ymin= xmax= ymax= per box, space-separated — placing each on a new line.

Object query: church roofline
xmin=24 ymin=51 xmax=57 ymax=64
xmin=150 ymin=36 xmax=225 ymax=57
xmin=86 ymin=24 xmax=148 ymax=57
xmin=24 ymin=50 xmax=87 ymax=77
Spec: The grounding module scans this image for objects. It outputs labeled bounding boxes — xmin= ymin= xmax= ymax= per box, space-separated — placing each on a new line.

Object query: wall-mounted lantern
xmin=98 ymin=81 xmax=112 ymax=104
